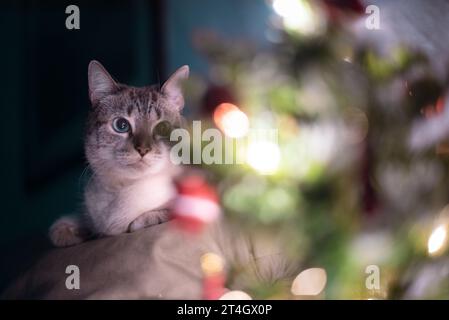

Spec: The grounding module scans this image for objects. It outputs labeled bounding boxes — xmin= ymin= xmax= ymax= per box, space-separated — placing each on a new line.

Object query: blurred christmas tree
xmin=184 ymin=0 xmax=449 ymax=299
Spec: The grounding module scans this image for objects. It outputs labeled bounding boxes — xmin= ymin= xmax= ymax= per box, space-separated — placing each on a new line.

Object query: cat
xmin=49 ymin=60 xmax=189 ymax=247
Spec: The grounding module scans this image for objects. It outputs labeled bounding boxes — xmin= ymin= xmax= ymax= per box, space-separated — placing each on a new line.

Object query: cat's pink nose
xmin=135 ymin=146 xmax=150 ymax=157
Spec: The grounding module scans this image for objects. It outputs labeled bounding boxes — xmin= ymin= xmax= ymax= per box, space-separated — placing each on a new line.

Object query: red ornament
xmin=171 ymin=175 xmax=221 ymax=233
xmin=202 ymin=272 xmax=226 ymax=300
xmin=320 ymin=0 xmax=365 ymax=23
xmin=201 ymin=84 xmax=237 ymax=117
xmin=422 ymin=96 xmax=446 ymax=119
xmin=322 ymin=0 xmax=365 ymax=13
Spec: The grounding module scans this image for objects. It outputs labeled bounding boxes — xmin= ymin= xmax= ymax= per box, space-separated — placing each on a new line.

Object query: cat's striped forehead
xmin=95 ymin=85 xmax=180 ymax=122
xmin=123 ymin=86 xmax=163 ymax=119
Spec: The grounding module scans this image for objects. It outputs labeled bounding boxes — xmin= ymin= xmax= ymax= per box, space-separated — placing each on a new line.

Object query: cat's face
xmin=85 ymin=61 xmax=189 ymax=181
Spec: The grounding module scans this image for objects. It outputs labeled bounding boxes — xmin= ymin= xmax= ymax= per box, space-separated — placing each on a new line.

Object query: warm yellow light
xmin=246 ymin=141 xmax=280 ymax=175
xmin=214 ymin=103 xmax=249 ymax=138
xmin=272 ymin=0 xmax=319 ymax=34
xmin=219 ymin=290 xmax=252 ymax=300
xmin=200 ymin=252 xmax=224 ymax=275
xmin=428 ymin=225 xmax=448 ymax=256
xmin=291 ymin=267 xmax=327 ymax=296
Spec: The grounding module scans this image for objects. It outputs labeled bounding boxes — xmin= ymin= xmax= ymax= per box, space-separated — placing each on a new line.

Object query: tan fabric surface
xmin=2 ymin=219 xmax=298 ymax=299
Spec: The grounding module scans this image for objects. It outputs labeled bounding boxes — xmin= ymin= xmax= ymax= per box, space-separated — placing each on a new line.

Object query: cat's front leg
xmin=128 ymin=209 xmax=170 ymax=232
xmin=49 ymin=216 xmax=90 ymax=247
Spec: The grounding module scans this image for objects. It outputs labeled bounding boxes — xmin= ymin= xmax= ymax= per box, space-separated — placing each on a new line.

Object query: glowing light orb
xmin=219 ymin=290 xmax=252 ymax=300
xmin=246 ymin=141 xmax=281 ymax=175
xmin=428 ymin=225 xmax=448 ymax=256
xmin=200 ymin=252 xmax=224 ymax=275
xmin=213 ymin=103 xmax=249 ymax=138
xmin=272 ymin=0 xmax=319 ymax=34
xmin=291 ymin=267 xmax=327 ymax=296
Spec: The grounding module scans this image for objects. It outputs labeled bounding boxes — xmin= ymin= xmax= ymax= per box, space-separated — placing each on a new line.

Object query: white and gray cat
xmin=49 ymin=60 xmax=189 ymax=247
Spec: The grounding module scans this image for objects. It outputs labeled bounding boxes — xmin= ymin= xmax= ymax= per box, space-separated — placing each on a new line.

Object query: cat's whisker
xmin=78 ymin=163 xmax=92 ymax=189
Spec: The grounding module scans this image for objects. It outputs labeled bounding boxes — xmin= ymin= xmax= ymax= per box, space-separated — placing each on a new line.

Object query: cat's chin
xmin=126 ymin=159 xmax=149 ymax=170
xmin=120 ymin=158 xmax=169 ymax=177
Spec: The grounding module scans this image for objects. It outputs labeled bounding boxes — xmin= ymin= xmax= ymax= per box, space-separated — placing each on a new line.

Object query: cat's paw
xmin=49 ymin=216 xmax=86 ymax=247
xmin=128 ymin=209 xmax=170 ymax=232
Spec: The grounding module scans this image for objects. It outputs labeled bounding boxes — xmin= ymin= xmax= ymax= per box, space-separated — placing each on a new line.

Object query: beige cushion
xmin=2 ymin=219 xmax=297 ymax=299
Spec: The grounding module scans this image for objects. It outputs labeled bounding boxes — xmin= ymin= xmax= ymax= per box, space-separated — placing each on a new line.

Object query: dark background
xmin=0 ymin=0 xmax=270 ymax=245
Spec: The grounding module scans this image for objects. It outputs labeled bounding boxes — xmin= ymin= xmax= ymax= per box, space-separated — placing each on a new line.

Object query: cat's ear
xmin=161 ymin=65 xmax=189 ymax=111
xmin=88 ymin=60 xmax=119 ymax=106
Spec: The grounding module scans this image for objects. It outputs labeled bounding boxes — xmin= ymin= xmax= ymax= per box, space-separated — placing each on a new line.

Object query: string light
xmin=200 ymin=252 xmax=226 ymax=300
xmin=213 ymin=103 xmax=249 ymax=138
xmin=291 ymin=268 xmax=327 ymax=296
xmin=427 ymin=224 xmax=448 ymax=256
xmin=272 ymin=0 xmax=322 ymax=35
xmin=246 ymin=140 xmax=281 ymax=175
xmin=200 ymin=252 xmax=224 ymax=275
xmin=219 ymin=290 xmax=252 ymax=300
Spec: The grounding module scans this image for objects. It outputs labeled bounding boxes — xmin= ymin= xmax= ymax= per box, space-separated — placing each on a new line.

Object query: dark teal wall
xmin=0 ymin=0 xmax=271 ymax=246
xmin=167 ymin=0 xmax=271 ymax=74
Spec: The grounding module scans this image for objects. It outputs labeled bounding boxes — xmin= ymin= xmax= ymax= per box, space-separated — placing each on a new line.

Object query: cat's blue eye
xmin=112 ymin=118 xmax=131 ymax=133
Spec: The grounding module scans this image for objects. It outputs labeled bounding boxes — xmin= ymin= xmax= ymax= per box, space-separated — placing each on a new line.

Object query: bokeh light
xmin=291 ymin=267 xmax=327 ymax=296
xmin=200 ymin=252 xmax=224 ymax=275
xmin=213 ymin=103 xmax=250 ymax=138
xmin=428 ymin=225 xmax=448 ymax=256
xmin=219 ymin=290 xmax=252 ymax=300
xmin=272 ymin=0 xmax=323 ymax=35
xmin=246 ymin=140 xmax=281 ymax=175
